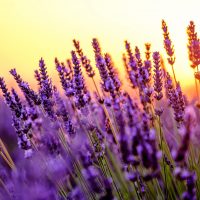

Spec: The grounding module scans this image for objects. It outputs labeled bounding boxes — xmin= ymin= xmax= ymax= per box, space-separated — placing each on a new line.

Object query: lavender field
xmin=0 ymin=20 xmax=200 ymax=200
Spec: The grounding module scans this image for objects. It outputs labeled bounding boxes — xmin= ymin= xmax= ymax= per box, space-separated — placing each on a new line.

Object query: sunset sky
xmin=0 ymin=0 xmax=200 ymax=91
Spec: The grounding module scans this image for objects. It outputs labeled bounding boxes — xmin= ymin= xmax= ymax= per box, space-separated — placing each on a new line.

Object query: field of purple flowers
xmin=0 ymin=20 xmax=200 ymax=200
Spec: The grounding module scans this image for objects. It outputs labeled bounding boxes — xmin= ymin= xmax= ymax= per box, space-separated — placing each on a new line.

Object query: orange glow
xmin=0 ymin=0 xmax=200 ymax=91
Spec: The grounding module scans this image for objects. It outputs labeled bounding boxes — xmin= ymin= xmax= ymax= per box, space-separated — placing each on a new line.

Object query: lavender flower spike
xmin=153 ymin=52 xmax=163 ymax=101
xmin=0 ymin=77 xmax=16 ymax=110
xmin=73 ymin=39 xmax=95 ymax=78
xmin=10 ymin=68 xmax=41 ymax=105
xmin=71 ymin=50 xmax=90 ymax=109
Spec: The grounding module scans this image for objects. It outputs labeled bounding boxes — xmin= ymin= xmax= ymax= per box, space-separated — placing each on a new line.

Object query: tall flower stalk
xmin=162 ymin=20 xmax=177 ymax=85
xmin=187 ymin=21 xmax=200 ymax=106
xmin=0 ymin=23 xmax=199 ymax=200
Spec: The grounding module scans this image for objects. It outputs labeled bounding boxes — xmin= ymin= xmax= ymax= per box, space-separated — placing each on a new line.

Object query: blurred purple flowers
xmin=0 ymin=20 xmax=199 ymax=200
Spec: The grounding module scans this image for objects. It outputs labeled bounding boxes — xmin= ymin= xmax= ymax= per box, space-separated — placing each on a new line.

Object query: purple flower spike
xmin=104 ymin=53 xmax=121 ymax=92
xmin=153 ymin=52 xmax=163 ymax=101
xmin=169 ymin=82 xmax=185 ymax=125
xmin=10 ymin=69 xmax=41 ymax=106
xmin=125 ymin=40 xmax=138 ymax=88
xmin=92 ymin=38 xmax=102 ymax=55
xmin=55 ymin=58 xmax=74 ymax=97
xmin=162 ymin=20 xmax=176 ymax=65
xmin=135 ymin=46 xmax=143 ymax=68
xmin=39 ymin=58 xmax=53 ymax=99
xmin=73 ymin=39 xmax=95 ymax=78
xmin=0 ymin=77 xmax=16 ymax=111
xmin=37 ymin=58 xmax=55 ymax=119
xmin=71 ymin=50 xmax=90 ymax=109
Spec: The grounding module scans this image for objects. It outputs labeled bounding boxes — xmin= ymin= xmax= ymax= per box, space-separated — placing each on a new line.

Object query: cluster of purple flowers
xmin=0 ymin=20 xmax=199 ymax=200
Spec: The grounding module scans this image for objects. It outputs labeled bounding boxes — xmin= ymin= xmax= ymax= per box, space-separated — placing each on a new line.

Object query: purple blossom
xmin=187 ymin=21 xmax=200 ymax=68
xmin=92 ymin=38 xmax=102 ymax=55
xmin=104 ymin=53 xmax=121 ymax=92
xmin=0 ymin=78 xmax=18 ymax=114
xmin=55 ymin=58 xmax=74 ymax=97
xmin=153 ymin=52 xmax=163 ymax=101
xmin=162 ymin=20 xmax=176 ymax=65
xmin=169 ymin=83 xmax=185 ymax=125
xmin=37 ymin=58 xmax=55 ymax=118
xmin=135 ymin=46 xmax=143 ymax=68
xmin=0 ymin=32 xmax=199 ymax=200
xmin=95 ymin=55 xmax=110 ymax=92
xmin=71 ymin=50 xmax=90 ymax=109
xmin=54 ymin=88 xmax=75 ymax=137
xmin=10 ymin=69 xmax=41 ymax=105
xmin=34 ymin=70 xmax=42 ymax=88
xmin=125 ymin=41 xmax=138 ymax=88
xmin=73 ymin=39 xmax=95 ymax=77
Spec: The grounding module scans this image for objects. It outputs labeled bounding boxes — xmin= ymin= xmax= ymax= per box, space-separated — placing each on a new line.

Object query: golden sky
xmin=0 ymin=0 xmax=200 ymax=91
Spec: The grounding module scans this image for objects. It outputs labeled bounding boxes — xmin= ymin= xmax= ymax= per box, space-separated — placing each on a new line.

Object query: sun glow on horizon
xmin=0 ymin=0 xmax=200 ymax=92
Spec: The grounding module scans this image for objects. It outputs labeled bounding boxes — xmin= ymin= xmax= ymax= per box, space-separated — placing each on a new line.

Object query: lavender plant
xmin=0 ymin=20 xmax=200 ymax=200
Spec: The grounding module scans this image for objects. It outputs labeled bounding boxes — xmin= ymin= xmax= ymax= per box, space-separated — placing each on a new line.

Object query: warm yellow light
xmin=0 ymin=0 xmax=200 ymax=91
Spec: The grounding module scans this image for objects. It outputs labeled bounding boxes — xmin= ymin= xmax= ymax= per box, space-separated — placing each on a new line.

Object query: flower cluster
xmin=0 ymin=20 xmax=199 ymax=200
